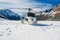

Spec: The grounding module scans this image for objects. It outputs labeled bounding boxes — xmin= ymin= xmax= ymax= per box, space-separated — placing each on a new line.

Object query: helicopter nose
xmin=25 ymin=18 xmax=28 ymax=21
xmin=32 ymin=18 xmax=33 ymax=21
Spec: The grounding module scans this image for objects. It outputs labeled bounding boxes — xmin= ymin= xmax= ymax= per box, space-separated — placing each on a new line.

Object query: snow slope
xmin=0 ymin=21 xmax=60 ymax=40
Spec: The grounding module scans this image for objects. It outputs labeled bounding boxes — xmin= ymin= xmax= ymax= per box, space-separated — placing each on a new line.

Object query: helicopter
xmin=21 ymin=8 xmax=37 ymax=24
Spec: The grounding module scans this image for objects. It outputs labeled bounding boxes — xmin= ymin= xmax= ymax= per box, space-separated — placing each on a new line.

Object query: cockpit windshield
xmin=27 ymin=13 xmax=36 ymax=17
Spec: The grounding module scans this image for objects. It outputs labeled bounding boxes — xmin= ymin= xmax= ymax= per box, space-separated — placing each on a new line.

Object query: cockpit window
xmin=27 ymin=13 xmax=36 ymax=17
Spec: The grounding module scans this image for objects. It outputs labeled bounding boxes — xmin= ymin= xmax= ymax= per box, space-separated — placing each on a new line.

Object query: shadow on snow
xmin=31 ymin=23 xmax=50 ymax=26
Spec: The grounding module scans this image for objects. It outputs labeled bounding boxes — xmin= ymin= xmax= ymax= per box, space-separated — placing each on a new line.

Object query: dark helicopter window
xmin=27 ymin=13 xmax=36 ymax=17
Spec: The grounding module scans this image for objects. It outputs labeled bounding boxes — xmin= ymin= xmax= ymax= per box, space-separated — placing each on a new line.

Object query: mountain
xmin=52 ymin=4 xmax=60 ymax=21
xmin=44 ymin=8 xmax=52 ymax=13
xmin=53 ymin=4 xmax=60 ymax=12
xmin=47 ymin=4 xmax=60 ymax=21
xmin=0 ymin=9 xmax=22 ymax=20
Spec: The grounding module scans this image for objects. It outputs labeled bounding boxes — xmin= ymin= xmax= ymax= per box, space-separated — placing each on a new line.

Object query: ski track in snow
xmin=0 ymin=21 xmax=60 ymax=40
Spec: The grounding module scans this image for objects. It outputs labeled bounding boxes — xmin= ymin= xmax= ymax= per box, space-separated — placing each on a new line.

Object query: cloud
xmin=0 ymin=0 xmax=53 ymax=16
xmin=0 ymin=0 xmax=52 ymax=11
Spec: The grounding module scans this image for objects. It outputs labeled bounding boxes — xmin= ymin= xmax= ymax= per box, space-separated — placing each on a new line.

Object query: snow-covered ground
xmin=0 ymin=21 xmax=60 ymax=40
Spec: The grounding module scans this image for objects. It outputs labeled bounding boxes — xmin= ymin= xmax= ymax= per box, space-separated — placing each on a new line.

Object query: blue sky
xmin=0 ymin=0 xmax=60 ymax=11
xmin=33 ymin=0 xmax=60 ymax=6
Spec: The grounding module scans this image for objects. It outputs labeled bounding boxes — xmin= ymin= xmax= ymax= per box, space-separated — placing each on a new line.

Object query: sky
xmin=0 ymin=0 xmax=60 ymax=11
xmin=33 ymin=0 xmax=60 ymax=6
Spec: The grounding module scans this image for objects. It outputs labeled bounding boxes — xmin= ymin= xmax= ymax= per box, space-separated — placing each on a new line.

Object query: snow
xmin=0 ymin=21 xmax=60 ymax=40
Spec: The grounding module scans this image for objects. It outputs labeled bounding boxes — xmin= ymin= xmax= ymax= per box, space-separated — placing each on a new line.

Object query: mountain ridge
xmin=0 ymin=9 xmax=22 ymax=20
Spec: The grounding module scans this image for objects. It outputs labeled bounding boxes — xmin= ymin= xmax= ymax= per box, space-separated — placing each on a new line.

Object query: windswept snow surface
xmin=0 ymin=21 xmax=60 ymax=40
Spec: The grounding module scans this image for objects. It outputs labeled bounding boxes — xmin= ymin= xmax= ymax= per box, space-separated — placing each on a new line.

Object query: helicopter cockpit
xmin=27 ymin=12 xmax=36 ymax=17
